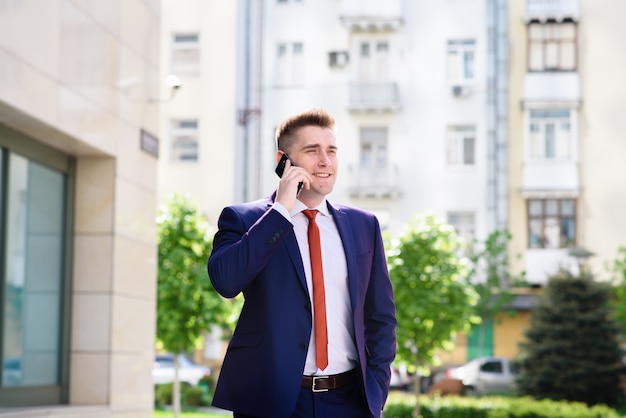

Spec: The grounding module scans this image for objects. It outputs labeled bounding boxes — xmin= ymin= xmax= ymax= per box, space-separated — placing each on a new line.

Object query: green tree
xmin=156 ymin=193 xmax=233 ymax=417
xmin=516 ymin=269 xmax=624 ymax=407
xmin=467 ymin=229 xmax=526 ymax=358
xmin=386 ymin=212 xmax=479 ymax=413
xmin=608 ymin=246 xmax=626 ymax=335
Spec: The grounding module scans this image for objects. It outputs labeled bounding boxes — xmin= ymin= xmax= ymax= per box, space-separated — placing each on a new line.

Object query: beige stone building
xmin=0 ymin=1 xmax=161 ymax=417
xmin=508 ymin=0 xmax=626 ymax=284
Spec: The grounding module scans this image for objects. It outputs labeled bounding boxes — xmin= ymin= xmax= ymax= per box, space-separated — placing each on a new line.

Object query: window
xmin=528 ymin=198 xmax=576 ymax=249
xmin=0 ymin=128 xmax=72 ymax=406
xmin=528 ymin=22 xmax=576 ymax=71
xmin=360 ymin=127 xmax=387 ymax=169
xmin=447 ymin=125 xmax=476 ymax=166
xmin=275 ymin=42 xmax=304 ymax=86
xmin=170 ymin=119 xmax=199 ymax=162
xmin=529 ymin=109 xmax=572 ymax=161
xmin=447 ymin=212 xmax=475 ymax=247
xmin=358 ymin=40 xmax=389 ymax=83
xmin=481 ymin=360 xmax=503 ymax=374
xmin=171 ymin=33 xmax=200 ymax=76
xmin=447 ymin=40 xmax=476 ymax=83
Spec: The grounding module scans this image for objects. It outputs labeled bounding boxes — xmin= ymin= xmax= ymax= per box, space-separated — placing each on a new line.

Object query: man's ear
xmin=275 ymin=150 xmax=284 ymax=164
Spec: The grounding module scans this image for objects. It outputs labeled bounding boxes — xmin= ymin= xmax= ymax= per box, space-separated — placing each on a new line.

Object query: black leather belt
xmin=302 ymin=369 xmax=358 ymax=392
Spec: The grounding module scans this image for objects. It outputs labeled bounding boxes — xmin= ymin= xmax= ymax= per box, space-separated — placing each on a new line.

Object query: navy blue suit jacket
xmin=208 ymin=194 xmax=396 ymax=418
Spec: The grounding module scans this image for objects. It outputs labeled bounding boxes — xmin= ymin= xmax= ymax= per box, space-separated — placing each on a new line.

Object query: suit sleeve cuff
xmin=272 ymin=202 xmax=292 ymax=222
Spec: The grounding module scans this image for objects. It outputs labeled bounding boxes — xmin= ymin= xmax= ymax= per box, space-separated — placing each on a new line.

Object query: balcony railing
xmin=525 ymin=0 xmax=579 ymax=21
xmin=339 ymin=0 xmax=403 ymax=31
xmin=348 ymin=83 xmax=401 ymax=113
xmin=348 ymin=164 xmax=400 ymax=198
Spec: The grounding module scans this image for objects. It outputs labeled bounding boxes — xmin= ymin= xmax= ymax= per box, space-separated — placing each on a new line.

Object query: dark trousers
xmin=233 ymin=378 xmax=371 ymax=418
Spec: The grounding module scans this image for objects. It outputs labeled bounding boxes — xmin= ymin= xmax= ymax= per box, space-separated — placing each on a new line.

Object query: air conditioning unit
xmin=329 ymin=51 xmax=349 ymax=68
xmin=451 ymin=84 xmax=472 ymax=97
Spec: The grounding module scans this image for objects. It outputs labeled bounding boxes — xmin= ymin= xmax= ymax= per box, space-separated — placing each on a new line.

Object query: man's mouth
xmin=314 ymin=173 xmax=332 ymax=178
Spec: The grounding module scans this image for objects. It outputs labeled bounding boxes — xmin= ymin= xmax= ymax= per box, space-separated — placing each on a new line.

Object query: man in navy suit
xmin=208 ymin=108 xmax=396 ymax=418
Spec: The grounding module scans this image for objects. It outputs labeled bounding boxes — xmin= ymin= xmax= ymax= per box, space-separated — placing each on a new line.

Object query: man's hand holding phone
xmin=275 ymin=153 xmax=308 ymax=211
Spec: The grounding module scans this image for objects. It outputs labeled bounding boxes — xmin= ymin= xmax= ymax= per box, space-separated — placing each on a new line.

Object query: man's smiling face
xmin=289 ymin=125 xmax=338 ymax=202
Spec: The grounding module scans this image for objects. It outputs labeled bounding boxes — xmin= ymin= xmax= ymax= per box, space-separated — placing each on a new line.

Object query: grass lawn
xmin=154 ymin=409 xmax=230 ymax=418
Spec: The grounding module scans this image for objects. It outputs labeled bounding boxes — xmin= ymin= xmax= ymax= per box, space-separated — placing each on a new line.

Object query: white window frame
xmin=357 ymin=39 xmax=390 ymax=83
xmin=447 ymin=211 xmax=476 ymax=248
xmin=359 ymin=127 xmax=388 ymax=169
xmin=169 ymin=119 xmax=199 ymax=162
xmin=526 ymin=108 xmax=575 ymax=162
xmin=275 ymin=42 xmax=304 ymax=86
xmin=446 ymin=125 xmax=476 ymax=166
xmin=171 ymin=33 xmax=200 ymax=76
xmin=447 ymin=39 xmax=476 ymax=84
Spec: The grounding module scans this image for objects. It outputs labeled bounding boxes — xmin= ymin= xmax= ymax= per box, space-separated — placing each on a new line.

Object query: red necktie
xmin=302 ymin=209 xmax=328 ymax=371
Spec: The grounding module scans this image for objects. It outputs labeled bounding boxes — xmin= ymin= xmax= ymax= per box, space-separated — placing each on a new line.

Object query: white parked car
xmin=446 ymin=356 xmax=518 ymax=395
xmin=152 ymin=353 xmax=211 ymax=386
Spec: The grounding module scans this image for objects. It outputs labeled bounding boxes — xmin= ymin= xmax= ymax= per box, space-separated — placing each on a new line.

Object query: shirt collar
xmin=290 ymin=198 xmax=330 ymax=218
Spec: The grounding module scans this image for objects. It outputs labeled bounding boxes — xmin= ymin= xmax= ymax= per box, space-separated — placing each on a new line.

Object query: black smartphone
xmin=275 ymin=153 xmax=304 ymax=195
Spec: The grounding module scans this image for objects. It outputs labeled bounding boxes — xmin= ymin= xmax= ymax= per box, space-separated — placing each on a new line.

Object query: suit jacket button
xmin=299 ymin=343 xmax=307 ymax=351
xmin=304 ymin=303 xmax=311 ymax=312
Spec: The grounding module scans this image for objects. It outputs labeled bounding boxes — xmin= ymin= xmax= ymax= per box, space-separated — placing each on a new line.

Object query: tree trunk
xmin=413 ymin=357 xmax=421 ymax=418
xmin=173 ymin=354 xmax=181 ymax=418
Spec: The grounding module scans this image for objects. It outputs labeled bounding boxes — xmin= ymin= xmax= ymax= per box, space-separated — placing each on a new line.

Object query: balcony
xmin=348 ymin=164 xmax=400 ymax=198
xmin=525 ymin=0 xmax=579 ymax=22
xmin=339 ymin=0 xmax=403 ymax=31
xmin=348 ymin=83 xmax=401 ymax=113
xmin=521 ymin=160 xmax=579 ymax=196
xmin=523 ymin=72 xmax=580 ymax=105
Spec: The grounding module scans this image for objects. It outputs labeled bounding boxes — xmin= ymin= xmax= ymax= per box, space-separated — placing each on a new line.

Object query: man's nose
xmin=319 ymin=153 xmax=331 ymax=165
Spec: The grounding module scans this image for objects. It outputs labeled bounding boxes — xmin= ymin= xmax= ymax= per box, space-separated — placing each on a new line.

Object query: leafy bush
xmin=382 ymin=395 xmax=620 ymax=418
xmin=155 ymin=382 xmax=211 ymax=408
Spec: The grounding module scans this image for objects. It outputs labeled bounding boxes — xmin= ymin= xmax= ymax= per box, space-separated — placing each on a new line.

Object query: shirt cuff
xmin=272 ymin=202 xmax=292 ymax=222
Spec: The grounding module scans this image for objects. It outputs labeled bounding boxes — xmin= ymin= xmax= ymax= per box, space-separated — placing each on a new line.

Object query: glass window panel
xmin=545 ymin=42 xmax=559 ymax=68
xmin=544 ymin=217 xmax=560 ymax=248
xmin=529 ymin=24 xmax=543 ymax=40
xmin=464 ymin=50 xmax=475 ymax=79
xmin=561 ymin=40 xmax=576 ymax=69
xmin=360 ymin=43 xmax=370 ymax=57
xmin=545 ymin=124 xmax=556 ymax=158
xmin=3 ymin=153 xmax=65 ymax=387
xmin=529 ymin=219 xmax=543 ymax=248
xmin=529 ymin=200 xmax=543 ymax=216
xmin=561 ymin=199 xmax=575 ymax=216
xmin=561 ymin=23 xmax=576 ymax=38
xmin=545 ymin=199 xmax=558 ymax=215
xmin=561 ymin=218 xmax=575 ymax=247
xmin=463 ymin=136 xmax=475 ymax=165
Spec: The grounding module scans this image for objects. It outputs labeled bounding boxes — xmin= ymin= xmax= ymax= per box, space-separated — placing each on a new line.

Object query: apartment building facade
xmin=241 ymin=0 xmax=500 ymax=248
xmin=0 ymin=1 xmax=161 ymax=417
xmin=508 ymin=0 xmax=626 ymax=284
xmin=157 ymin=0 xmax=237 ymax=227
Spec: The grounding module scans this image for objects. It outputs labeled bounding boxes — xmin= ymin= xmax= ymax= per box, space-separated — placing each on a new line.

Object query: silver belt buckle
xmin=312 ymin=376 xmax=329 ymax=393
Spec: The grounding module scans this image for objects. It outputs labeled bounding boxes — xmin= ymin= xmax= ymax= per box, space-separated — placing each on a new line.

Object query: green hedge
xmin=383 ymin=395 xmax=620 ymax=418
xmin=154 ymin=382 xmax=212 ymax=408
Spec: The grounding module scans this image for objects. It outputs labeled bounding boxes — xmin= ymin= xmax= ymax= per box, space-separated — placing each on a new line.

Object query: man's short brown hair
xmin=275 ymin=108 xmax=335 ymax=153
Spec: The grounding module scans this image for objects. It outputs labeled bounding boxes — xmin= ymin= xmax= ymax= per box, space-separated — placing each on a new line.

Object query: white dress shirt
xmin=273 ymin=199 xmax=358 ymax=375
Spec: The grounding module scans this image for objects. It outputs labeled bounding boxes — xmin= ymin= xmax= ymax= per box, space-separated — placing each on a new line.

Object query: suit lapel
xmin=327 ymin=202 xmax=358 ymax=311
